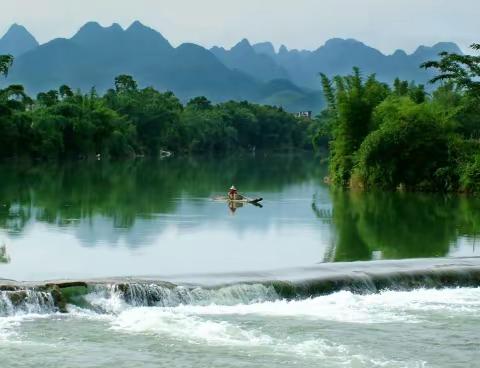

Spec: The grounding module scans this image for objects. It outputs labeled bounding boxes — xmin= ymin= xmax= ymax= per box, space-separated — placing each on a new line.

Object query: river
xmin=0 ymin=155 xmax=479 ymax=367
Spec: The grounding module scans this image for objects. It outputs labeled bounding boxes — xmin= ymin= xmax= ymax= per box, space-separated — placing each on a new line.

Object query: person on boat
xmin=228 ymin=185 xmax=238 ymax=200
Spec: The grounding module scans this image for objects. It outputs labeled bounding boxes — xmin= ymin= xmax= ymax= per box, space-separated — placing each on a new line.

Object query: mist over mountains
xmin=0 ymin=21 xmax=461 ymax=112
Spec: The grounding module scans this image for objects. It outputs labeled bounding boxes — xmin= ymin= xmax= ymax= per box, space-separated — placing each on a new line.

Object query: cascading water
xmin=84 ymin=283 xmax=280 ymax=314
xmin=2 ymin=256 xmax=480 ymax=317
xmin=0 ymin=289 xmax=56 ymax=316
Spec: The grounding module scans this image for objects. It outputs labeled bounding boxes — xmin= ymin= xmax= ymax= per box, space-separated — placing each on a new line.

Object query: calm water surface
xmin=0 ymin=155 xmax=479 ymax=367
xmin=1 ymin=155 xmax=479 ymax=280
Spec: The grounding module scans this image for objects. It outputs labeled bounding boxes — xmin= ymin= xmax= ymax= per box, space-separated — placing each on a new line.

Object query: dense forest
xmin=0 ymin=55 xmax=314 ymax=159
xmin=318 ymin=43 xmax=480 ymax=193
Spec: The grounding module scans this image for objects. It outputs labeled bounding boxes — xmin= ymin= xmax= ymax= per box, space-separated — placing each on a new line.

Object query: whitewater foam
xmin=289 ymin=339 xmax=426 ymax=368
xmin=110 ymin=306 xmax=426 ymax=367
xmin=0 ymin=313 xmax=58 ymax=345
xmin=0 ymin=287 xmax=467 ymax=367
xmin=106 ymin=287 xmax=471 ymax=367
xmin=112 ymin=307 xmax=274 ymax=346
xmin=160 ymin=287 xmax=480 ymax=324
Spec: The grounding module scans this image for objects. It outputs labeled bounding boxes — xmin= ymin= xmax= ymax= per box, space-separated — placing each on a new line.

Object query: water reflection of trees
xmin=0 ymin=244 xmax=9 ymax=263
xmin=315 ymin=190 xmax=480 ymax=261
xmin=0 ymin=155 xmax=322 ymax=235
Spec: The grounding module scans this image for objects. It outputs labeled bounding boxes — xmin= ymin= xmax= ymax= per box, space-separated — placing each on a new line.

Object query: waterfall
xmin=0 ymin=289 xmax=56 ymax=316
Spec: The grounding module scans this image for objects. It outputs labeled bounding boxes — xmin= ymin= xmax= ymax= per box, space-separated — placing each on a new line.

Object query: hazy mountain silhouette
xmin=0 ymin=24 xmax=39 ymax=57
xmin=252 ymin=42 xmax=277 ymax=59
xmin=224 ymin=38 xmax=463 ymax=89
xmin=211 ymin=39 xmax=289 ymax=82
xmin=4 ymin=22 xmax=321 ymax=112
xmin=1 ymin=21 xmax=463 ymax=112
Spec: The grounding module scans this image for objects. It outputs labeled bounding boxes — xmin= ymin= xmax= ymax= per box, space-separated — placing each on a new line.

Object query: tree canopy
xmin=0 ymin=55 xmax=313 ymax=160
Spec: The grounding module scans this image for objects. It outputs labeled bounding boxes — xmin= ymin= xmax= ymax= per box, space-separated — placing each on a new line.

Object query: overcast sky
xmin=1 ymin=0 xmax=478 ymax=54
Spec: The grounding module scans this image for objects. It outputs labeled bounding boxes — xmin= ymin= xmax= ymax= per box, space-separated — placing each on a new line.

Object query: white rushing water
xmin=154 ymin=288 xmax=480 ymax=324
xmin=1 ymin=286 xmax=478 ymax=367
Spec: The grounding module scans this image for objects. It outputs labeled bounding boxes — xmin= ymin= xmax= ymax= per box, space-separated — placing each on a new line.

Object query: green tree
xmin=37 ymin=90 xmax=59 ymax=107
xmin=114 ymin=75 xmax=138 ymax=94
xmin=319 ymin=68 xmax=390 ymax=185
xmin=422 ymin=43 xmax=480 ymax=97
xmin=0 ymin=55 xmax=13 ymax=77
xmin=460 ymin=153 xmax=480 ymax=193
xmin=59 ymin=85 xmax=74 ymax=99
xmin=186 ymin=96 xmax=212 ymax=110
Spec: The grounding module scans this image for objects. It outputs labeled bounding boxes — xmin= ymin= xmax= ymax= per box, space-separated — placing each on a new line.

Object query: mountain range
xmin=0 ymin=22 xmax=462 ymax=112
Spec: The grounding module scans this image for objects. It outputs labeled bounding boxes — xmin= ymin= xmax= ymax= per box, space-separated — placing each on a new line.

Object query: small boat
xmin=231 ymin=197 xmax=263 ymax=204
xmin=214 ymin=196 xmax=263 ymax=204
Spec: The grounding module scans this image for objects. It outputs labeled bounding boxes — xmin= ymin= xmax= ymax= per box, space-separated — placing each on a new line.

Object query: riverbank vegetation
xmin=0 ymin=58 xmax=313 ymax=160
xmin=318 ymin=44 xmax=480 ymax=193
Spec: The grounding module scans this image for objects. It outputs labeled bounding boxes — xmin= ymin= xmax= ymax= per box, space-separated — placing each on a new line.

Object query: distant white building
xmin=294 ymin=111 xmax=312 ymax=119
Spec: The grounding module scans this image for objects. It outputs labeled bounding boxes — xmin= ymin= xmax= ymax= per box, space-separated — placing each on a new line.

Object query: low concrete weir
xmin=1 ymin=257 xmax=480 ymax=315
